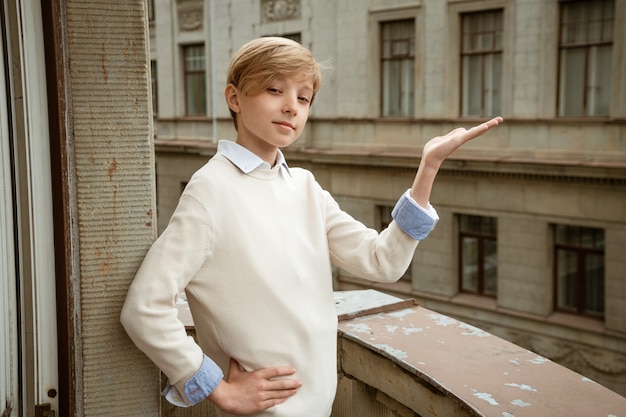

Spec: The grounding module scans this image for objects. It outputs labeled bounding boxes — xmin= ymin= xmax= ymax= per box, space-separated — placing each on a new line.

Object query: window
xmin=381 ymin=19 xmax=415 ymax=117
xmin=554 ymin=225 xmax=604 ymax=317
xmin=147 ymin=0 xmax=155 ymax=22
xmin=558 ymin=0 xmax=614 ymax=117
xmin=184 ymin=44 xmax=206 ymax=116
xmin=458 ymin=215 xmax=497 ymax=296
xmin=460 ymin=9 xmax=503 ymax=117
xmin=378 ymin=205 xmax=411 ymax=280
xmin=150 ymin=60 xmax=158 ymax=114
xmin=274 ymin=33 xmax=301 ymax=43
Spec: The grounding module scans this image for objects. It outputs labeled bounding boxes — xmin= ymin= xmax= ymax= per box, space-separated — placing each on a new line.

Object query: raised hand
xmin=208 ymin=358 xmax=302 ymax=415
xmin=411 ymin=117 xmax=503 ymax=207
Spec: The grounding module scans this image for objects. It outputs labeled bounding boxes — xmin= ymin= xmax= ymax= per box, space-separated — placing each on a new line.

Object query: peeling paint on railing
xmin=335 ymin=290 xmax=626 ymax=417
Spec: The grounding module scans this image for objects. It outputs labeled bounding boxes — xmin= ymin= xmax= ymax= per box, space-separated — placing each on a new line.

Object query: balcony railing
xmin=168 ymin=290 xmax=626 ymax=417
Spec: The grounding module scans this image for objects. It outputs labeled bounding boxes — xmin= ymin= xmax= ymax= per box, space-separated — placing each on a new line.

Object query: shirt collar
xmin=217 ymin=140 xmax=291 ymax=176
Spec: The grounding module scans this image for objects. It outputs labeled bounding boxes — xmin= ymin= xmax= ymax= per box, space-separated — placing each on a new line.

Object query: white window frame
xmin=1 ymin=0 xmax=58 ymax=414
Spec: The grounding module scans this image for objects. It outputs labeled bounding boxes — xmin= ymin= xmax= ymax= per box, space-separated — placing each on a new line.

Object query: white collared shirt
xmin=217 ymin=139 xmax=291 ymax=176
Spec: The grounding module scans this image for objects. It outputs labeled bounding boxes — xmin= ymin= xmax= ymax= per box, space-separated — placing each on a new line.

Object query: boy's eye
xmin=298 ymin=96 xmax=311 ymax=104
xmin=267 ymin=87 xmax=281 ymax=94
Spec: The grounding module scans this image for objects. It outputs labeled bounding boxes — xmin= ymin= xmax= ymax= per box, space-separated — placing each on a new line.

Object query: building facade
xmin=150 ymin=0 xmax=626 ymax=396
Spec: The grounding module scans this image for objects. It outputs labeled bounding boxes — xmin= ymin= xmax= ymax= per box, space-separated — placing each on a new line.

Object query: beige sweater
xmin=122 ymin=153 xmax=421 ymax=416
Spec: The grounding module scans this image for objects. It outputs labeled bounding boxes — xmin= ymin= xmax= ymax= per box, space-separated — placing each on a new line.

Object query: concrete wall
xmin=64 ymin=0 xmax=160 ymax=415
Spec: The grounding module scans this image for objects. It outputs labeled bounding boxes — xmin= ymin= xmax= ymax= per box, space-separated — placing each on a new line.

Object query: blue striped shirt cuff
xmin=163 ymin=355 xmax=224 ymax=407
xmin=184 ymin=355 xmax=224 ymax=405
xmin=391 ymin=190 xmax=439 ymax=240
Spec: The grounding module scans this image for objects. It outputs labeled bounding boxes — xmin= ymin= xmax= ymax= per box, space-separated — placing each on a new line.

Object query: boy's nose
xmin=282 ymin=96 xmax=298 ymax=115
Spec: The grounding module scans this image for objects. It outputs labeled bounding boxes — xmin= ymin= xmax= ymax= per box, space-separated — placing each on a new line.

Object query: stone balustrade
xmin=167 ymin=290 xmax=626 ymax=417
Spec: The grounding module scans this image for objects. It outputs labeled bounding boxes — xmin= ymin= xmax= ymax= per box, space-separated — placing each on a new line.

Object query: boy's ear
xmin=225 ymin=83 xmax=241 ymax=114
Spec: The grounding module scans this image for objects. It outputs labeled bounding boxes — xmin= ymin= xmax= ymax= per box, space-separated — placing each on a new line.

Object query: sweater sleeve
xmin=323 ymin=194 xmax=409 ymax=283
xmin=121 ymin=194 xmax=223 ymax=405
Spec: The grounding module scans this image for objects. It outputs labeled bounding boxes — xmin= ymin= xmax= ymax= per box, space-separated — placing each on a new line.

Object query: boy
xmin=121 ymin=37 xmax=502 ymax=416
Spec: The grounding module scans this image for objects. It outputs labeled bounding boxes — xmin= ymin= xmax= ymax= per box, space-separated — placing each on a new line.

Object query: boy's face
xmin=226 ymin=74 xmax=313 ymax=164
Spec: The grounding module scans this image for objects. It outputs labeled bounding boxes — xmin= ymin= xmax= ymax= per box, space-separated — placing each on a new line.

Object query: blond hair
xmin=226 ymin=37 xmax=324 ymax=128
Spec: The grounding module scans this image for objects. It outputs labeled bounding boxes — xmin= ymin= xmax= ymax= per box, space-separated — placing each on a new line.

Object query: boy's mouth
xmin=274 ymin=121 xmax=295 ymax=130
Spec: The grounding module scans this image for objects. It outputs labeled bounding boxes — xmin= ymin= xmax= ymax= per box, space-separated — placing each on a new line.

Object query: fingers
xmin=229 ymin=358 xmax=297 ymax=380
xmin=484 ymin=116 xmax=504 ymax=126
xmin=256 ymin=364 xmax=297 ymax=379
xmin=213 ymin=359 xmax=302 ymax=414
xmin=228 ymin=358 xmax=301 ymax=392
xmin=480 ymin=116 xmax=503 ymax=134
xmin=252 ymin=367 xmax=302 ymax=394
xmin=462 ymin=116 xmax=503 ymax=142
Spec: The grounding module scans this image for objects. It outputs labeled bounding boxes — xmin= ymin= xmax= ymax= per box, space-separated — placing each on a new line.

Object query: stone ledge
xmin=174 ymin=290 xmax=626 ymax=416
xmin=336 ymin=290 xmax=626 ymax=417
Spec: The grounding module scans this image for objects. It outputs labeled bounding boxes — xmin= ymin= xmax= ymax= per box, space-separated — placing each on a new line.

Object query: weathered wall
xmin=65 ymin=0 xmax=160 ymax=415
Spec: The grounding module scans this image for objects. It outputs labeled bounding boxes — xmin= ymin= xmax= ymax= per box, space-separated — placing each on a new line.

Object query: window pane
xmin=483 ymin=239 xmax=498 ymax=296
xmin=558 ymin=0 xmax=614 ymax=117
xmin=602 ymin=1 xmax=615 ymax=42
xmin=184 ymin=45 xmax=206 ymax=116
xmin=480 ymin=31 xmax=494 ymax=51
xmin=186 ymin=46 xmax=200 ymax=66
xmin=186 ymin=76 xmax=198 ymax=114
xmin=554 ymin=224 xmax=604 ymax=317
xmin=186 ymin=74 xmax=206 ymax=116
xmin=382 ymin=60 xmax=399 ymax=115
xmin=587 ymin=45 xmax=612 ymax=116
xmin=381 ymin=20 xmax=415 ymax=117
xmin=461 ymin=10 xmax=502 ymax=117
xmin=461 ymin=237 xmax=478 ymax=292
xmin=560 ymin=0 xmax=615 ymax=44
xmin=151 ymin=60 xmax=158 ymax=114
xmin=556 ymin=249 xmax=578 ymax=311
xmin=147 ymin=0 xmax=154 ymax=21
xmin=561 ymin=2 xmax=586 ymax=44
xmin=559 ymin=48 xmax=586 ymax=116
xmin=401 ymin=59 xmax=415 ymax=116
xmin=556 ymin=225 xmax=605 ymax=249
xmin=462 ymin=55 xmax=483 ymax=117
xmin=484 ymin=53 xmax=501 ymax=117
xmin=459 ymin=214 xmax=497 ymax=296
xmin=583 ymin=226 xmax=605 ymax=249
xmin=555 ymin=224 xmax=579 ymax=245
xmin=585 ymin=253 xmax=605 ymax=315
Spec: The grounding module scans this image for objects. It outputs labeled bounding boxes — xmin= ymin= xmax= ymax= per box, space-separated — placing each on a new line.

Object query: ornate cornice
xmin=261 ymin=0 xmax=301 ymax=22
xmin=177 ymin=0 xmax=203 ymax=31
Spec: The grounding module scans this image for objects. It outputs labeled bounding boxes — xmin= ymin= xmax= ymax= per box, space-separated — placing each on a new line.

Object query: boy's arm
xmin=391 ymin=117 xmax=502 ymax=242
xmin=121 ymin=194 xmax=221 ymax=405
xmin=410 ymin=117 xmax=503 ymax=208
xmin=122 ymin=194 xmax=301 ymax=412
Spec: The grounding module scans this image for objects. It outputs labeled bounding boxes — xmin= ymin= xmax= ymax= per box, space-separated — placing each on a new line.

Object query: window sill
xmin=546 ymin=311 xmax=605 ymax=334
